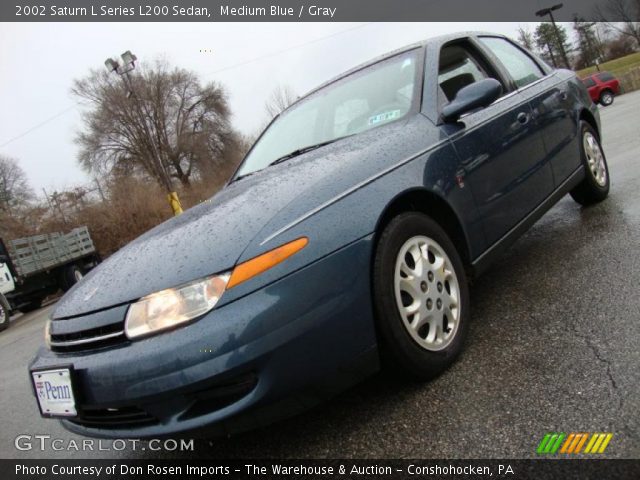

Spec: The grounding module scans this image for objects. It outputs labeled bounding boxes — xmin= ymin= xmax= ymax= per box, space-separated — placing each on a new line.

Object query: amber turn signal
xmin=227 ymin=237 xmax=309 ymax=289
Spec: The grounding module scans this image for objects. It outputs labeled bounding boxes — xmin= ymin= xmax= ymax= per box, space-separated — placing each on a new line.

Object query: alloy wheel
xmin=393 ymin=235 xmax=461 ymax=351
xmin=583 ymin=131 xmax=607 ymax=187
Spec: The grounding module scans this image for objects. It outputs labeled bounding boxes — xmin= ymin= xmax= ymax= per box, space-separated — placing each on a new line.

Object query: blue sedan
xmin=30 ymin=32 xmax=609 ymax=438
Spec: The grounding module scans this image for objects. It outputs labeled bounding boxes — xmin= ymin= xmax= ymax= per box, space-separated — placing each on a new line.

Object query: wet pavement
xmin=1 ymin=91 xmax=638 ymax=459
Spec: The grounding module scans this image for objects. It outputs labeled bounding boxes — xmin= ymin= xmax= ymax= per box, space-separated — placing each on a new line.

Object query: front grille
xmin=50 ymin=321 xmax=128 ymax=352
xmin=68 ymin=406 xmax=157 ymax=429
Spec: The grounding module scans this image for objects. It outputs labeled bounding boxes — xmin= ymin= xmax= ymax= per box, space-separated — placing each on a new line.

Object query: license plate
xmin=32 ymin=368 xmax=77 ymax=417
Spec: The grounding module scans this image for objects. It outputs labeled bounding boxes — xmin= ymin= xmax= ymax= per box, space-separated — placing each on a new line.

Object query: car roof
xmin=290 ymin=31 xmax=508 ymax=107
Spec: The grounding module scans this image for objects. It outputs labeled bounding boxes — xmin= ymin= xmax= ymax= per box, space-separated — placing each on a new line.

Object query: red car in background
xmin=581 ymin=71 xmax=621 ymax=106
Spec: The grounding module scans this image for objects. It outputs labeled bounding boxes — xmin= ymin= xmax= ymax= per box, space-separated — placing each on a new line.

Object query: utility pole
xmin=43 ymin=188 xmax=68 ymax=226
xmin=536 ymin=4 xmax=571 ymax=69
xmin=104 ymin=51 xmax=183 ymax=216
xmin=546 ymin=42 xmax=558 ymax=68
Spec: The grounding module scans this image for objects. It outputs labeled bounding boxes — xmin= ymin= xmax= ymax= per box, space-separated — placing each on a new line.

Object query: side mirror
xmin=441 ymin=78 xmax=503 ymax=123
xmin=0 ymin=255 xmax=7 ymax=264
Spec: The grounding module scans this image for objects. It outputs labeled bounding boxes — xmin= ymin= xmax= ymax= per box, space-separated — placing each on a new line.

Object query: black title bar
xmin=3 ymin=459 xmax=640 ymax=480
xmin=2 ymin=0 xmax=633 ymax=22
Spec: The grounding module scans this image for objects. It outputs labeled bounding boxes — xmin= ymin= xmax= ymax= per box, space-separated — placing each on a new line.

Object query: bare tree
xmin=517 ymin=26 xmax=536 ymax=52
xmin=72 ymin=59 xmax=238 ymax=190
xmin=595 ymin=0 xmax=640 ymax=47
xmin=0 ymin=156 xmax=34 ymax=214
xmin=264 ymin=84 xmax=298 ymax=119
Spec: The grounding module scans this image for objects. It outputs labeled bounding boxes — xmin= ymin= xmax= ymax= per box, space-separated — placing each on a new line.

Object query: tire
xmin=61 ymin=264 xmax=84 ymax=292
xmin=0 ymin=294 xmax=10 ymax=332
xmin=18 ymin=298 xmax=42 ymax=314
xmin=599 ymin=90 xmax=614 ymax=106
xmin=570 ymin=121 xmax=610 ymax=206
xmin=373 ymin=212 xmax=470 ymax=380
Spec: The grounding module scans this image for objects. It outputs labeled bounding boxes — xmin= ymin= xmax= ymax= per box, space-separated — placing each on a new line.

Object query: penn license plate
xmin=32 ymin=368 xmax=77 ymax=417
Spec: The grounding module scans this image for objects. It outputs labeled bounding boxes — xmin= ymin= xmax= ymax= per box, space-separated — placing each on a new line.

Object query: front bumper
xmin=29 ymin=236 xmax=379 ymax=438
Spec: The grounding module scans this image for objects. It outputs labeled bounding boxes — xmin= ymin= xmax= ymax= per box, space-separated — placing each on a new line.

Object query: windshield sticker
xmin=368 ymin=110 xmax=402 ymax=126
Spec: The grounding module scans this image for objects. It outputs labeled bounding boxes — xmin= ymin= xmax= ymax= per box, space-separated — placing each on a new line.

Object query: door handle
xmin=517 ymin=112 xmax=530 ymax=125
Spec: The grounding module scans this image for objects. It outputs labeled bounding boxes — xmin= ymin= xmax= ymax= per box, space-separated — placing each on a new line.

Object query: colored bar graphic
xmin=538 ymin=433 xmax=612 ymax=455
xmin=574 ymin=433 xmax=589 ymax=453
xmin=537 ymin=434 xmax=552 ymax=454
xmin=560 ymin=433 xmax=575 ymax=454
xmin=584 ymin=433 xmax=598 ymax=453
xmin=537 ymin=433 xmax=565 ymax=454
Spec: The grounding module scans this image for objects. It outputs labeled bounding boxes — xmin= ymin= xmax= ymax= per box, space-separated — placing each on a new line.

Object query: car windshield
xmin=234 ymin=49 xmax=419 ymax=179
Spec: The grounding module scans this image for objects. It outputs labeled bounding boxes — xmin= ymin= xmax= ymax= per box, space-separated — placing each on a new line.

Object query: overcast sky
xmin=0 ymin=22 xmax=549 ymax=194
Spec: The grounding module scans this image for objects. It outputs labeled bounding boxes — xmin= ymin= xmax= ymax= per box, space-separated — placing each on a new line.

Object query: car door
xmin=477 ymin=36 xmax=577 ymax=185
xmin=436 ymin=40 xmax=554 ymax=247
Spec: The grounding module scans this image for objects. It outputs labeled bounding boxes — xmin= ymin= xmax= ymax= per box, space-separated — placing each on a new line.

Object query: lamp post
xmin=536 ymin=3 xmax=571 ymax=69
xmin=104 ymin=51 xmax=183 ymax=216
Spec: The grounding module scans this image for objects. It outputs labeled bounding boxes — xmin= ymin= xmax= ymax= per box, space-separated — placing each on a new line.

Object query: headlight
xmin=124 ymin=237 xmax=308 ymax=340
xmin=44 ymin=319 xmax=51 ymax=349
xmin=125 ymin=273 xmax=230 ymax=339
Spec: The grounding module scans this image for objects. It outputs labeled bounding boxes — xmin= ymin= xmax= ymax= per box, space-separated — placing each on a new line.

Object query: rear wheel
xmin=61 ymin=264 xmax=84 ymax=292
xmin=373 ymin=212 xmax=470 ymax=380
xmin=0 ymin=294 xmax=10 ymax=331
xmin=570 ymin=121 xmax=610 ymax=206
xmin=599 ymin=90 xmax=614 ymax=106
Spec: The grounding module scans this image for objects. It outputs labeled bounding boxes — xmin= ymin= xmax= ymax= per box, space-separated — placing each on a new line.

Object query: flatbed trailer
xmin=0 ymin=226 xmax=100 ymax=329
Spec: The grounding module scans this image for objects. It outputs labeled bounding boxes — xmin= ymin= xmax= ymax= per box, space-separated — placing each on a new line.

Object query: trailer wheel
xmin=61 ymin=264 xmax=84 ymax=292
xmin=1 ymin=294 xmax=11 ymax=331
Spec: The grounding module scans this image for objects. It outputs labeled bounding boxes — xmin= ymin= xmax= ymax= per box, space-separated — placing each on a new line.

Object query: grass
xmin=576 ymin=52 xmax=640 ymax=78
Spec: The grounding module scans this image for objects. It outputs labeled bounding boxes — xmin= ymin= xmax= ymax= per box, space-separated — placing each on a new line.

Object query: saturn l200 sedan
xmin=30 ymin=32 xmax=609 ymax=438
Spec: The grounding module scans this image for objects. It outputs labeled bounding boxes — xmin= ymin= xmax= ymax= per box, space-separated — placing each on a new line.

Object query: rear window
xmin=581 ymin=77 xmax=596 ymax=88
xmin=597 ymin=72 xmax=615 ymax=82
xmin=479 ymin=37 xmax=544 ymax=88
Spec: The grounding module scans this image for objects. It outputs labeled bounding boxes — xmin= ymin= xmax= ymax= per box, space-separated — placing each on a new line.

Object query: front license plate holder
xmin=31 ymin=367 xmax=78 ymax=417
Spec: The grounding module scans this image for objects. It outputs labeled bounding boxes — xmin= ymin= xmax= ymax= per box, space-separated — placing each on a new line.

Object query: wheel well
xmin=373 ymin=189 xmax=471 ymax=267
xmin=579 ymin=109 xmax=600 ymax=139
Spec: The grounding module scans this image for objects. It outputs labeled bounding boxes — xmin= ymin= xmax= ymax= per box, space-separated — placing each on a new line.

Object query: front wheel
xmin=373 ymin=212 xmax=470 ymax=380
xmin=570 ymin=121 xmax=610 ymax=206
xmin=0 ymin=294 xmax=10 ymax=331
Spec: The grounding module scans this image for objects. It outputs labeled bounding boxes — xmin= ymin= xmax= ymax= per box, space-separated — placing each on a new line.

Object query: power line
xmin=0 ymin=23 xmax=373 ymax=149
xmin=207 ymin=22 xmax=373 ymax=75
xmin=0 ymin=104 xmax=79 ymax=149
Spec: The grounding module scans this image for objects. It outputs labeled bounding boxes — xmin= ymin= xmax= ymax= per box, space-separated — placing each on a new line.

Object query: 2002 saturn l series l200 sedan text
xmin=30 ymin=32 xmax=609 ymax=438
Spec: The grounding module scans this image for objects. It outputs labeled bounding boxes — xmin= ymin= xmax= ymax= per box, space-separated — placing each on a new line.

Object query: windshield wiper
xmin=231 ymin=170 xmax=256 ymax=183
xmin=232 ymin=135 xmax=353 ymax=184
xmin=268 ymin=138 xmax=345 ymax=167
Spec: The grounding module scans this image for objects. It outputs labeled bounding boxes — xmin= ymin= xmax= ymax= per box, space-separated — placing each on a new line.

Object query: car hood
xmin=52 ymin=119 xmax=421 ymax=318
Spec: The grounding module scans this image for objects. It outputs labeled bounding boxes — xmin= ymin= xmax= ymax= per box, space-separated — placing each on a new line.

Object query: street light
xmin=104 ymin=51 xmax=183 ymax=216
xmin=535 ymin=3 xmax=570 ymax=69
xmin=104 ymin=51 xmax=137 ymax=75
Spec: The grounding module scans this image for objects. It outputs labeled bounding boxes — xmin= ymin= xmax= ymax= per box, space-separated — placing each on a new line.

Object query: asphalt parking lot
xmin=1 ymin=91 xmax=639 ymax=460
